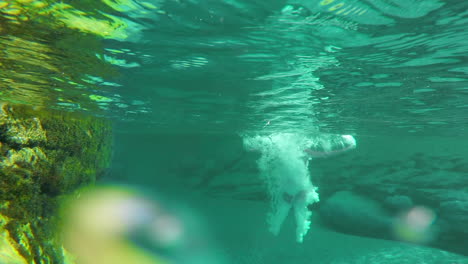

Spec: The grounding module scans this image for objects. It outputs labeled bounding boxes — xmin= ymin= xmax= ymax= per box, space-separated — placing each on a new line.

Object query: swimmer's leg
xmin=267 ymin=194 xmax=292 ymax=236
xmin=293 ymin=189 xmax=319 ymax=243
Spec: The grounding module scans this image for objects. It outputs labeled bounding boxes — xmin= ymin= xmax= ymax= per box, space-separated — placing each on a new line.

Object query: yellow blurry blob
xmin=62 ymin=187 xmax=169 ymax=264
xmin=0 ymin=2 xmax=9 ymax=9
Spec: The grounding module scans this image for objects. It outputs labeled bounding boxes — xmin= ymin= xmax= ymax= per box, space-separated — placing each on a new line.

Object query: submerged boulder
xmin=0 ymin=103 xmax=112 ymax=263
xmin=318 ymin=191 xmax=393 ymax=238
xmin=313 ymin=135 xmax=468 ymax=256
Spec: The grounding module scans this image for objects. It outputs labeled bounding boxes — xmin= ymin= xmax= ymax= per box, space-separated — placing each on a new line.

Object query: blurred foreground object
xmin=62 ymin=186 xmax=170 ymax=264
xmin=393 ymin=206 xmax=437 ymax=244
xmin=0 ymin=103 xmax=112 ymax=263
xmin=62 ymin=185 xmax=225 ymax=264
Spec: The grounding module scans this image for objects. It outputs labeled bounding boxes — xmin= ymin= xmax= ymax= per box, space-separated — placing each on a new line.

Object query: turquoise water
xmin=1 ymin=0 xmax=468 ymax=263
xmin=109 ymin=0 xmax=468 ymax=136
xmin=1 ymin=0 xmax=467 ymax=136
xmin=109 ymin=1 xmax=468 ymax=262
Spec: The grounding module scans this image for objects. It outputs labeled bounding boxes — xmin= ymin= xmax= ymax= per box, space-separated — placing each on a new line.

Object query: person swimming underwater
xmin=243 ymin=133 xmax=356 ymax=242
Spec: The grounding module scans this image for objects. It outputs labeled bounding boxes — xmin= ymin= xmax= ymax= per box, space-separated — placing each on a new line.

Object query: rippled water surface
xmin=1 ymin=0 xmax=467 ymax=136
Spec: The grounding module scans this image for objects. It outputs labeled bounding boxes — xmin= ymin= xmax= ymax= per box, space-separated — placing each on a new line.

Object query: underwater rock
xmin=0 ymin=215 xmax=28 ymax=264
xmin=313 ymin=135 xmax=468 ymax=256
xmin=440 ymin=198 xmax=468 ymax=234
xmin=383 ymin=195 xmax=413 ymax=211
xmin=318 ymin=191 xmax=392 ymax=238
xmin=0 ymin=104 xmax=112 ymax=263
xmin=341 ymin=245 xmax=468 ymax=264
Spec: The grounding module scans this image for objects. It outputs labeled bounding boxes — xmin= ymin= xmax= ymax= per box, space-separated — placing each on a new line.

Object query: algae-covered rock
xmin=0 ymin=215 xmax=27 ymax=264
xmin=0 ymin=103 xmax=112 ymax=263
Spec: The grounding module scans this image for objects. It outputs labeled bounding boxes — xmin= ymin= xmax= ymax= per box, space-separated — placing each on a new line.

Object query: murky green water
xmin=1 ymin=0 xmax=468 ymax=263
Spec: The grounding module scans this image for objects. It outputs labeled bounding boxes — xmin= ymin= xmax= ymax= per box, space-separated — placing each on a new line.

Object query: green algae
xmin=0 ymin=103 xmax=112 ymax=263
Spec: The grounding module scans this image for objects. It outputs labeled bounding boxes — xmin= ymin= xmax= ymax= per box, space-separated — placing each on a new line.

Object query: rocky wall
xmin=0 ymin=103 xmax=112 ymax=264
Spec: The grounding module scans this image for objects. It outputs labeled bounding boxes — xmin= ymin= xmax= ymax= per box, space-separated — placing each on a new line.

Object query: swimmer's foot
xmin=293 ymin=188 xmax=319 ymax=243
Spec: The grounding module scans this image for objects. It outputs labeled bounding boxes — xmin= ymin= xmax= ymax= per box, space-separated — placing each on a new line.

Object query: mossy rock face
xmin=0 ymin=103 xmax=112 ymax=263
